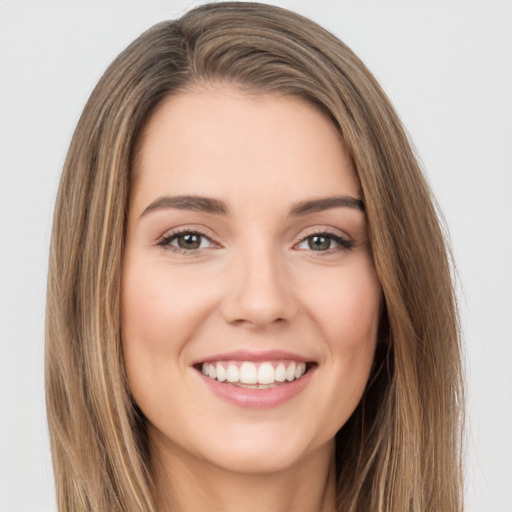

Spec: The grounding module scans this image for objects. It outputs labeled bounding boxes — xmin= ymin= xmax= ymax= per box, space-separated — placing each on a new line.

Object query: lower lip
xmin=197 ymin=367 xmax=315 ymax=409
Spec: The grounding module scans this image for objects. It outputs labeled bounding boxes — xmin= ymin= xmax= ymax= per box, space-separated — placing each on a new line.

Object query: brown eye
xmin=295 ymin=232 xmax=354 ymax=252
xmin=307 ymin=235 xmax=331 ymax=251
xmin=177 ymin=233 xmax=202 ymax=249
xmin=158 ymin=231 xmax=213 ymax=251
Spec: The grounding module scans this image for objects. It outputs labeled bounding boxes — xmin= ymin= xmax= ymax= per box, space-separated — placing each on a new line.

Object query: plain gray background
xmin=1 ymin=0 xmax=511 ymax=510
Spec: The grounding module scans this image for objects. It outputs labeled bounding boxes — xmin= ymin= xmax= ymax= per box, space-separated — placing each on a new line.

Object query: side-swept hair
xmin=46 ymin=2 xmax=463 ymax=510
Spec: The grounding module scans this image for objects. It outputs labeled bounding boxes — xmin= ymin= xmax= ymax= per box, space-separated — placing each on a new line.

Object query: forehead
xmin=131 ymin=87 xmax=360 ymax=214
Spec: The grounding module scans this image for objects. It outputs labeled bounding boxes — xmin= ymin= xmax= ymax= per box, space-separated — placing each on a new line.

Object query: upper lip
xmin=192 ymin=350 xmax=313 ymax=365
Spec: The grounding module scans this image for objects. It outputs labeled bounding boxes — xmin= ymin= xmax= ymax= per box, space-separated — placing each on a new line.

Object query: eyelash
xmin=157 ymin=228 xmax=355 ymax=254
xmin=294 ymin=230 xmax=355 ymax=253
xmin=157 ymin=229 xmax=217 ymax=254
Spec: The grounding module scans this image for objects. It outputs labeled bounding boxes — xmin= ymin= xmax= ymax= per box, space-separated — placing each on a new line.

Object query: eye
xmin=295 ymin=232 xmax=354 ymax=252
xmin=158 ymin=230 xmax=215 ymax=251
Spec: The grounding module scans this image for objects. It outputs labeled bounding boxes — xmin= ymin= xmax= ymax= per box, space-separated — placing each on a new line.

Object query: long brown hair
xmin=45 ymin=2 xmax=464 ymax=510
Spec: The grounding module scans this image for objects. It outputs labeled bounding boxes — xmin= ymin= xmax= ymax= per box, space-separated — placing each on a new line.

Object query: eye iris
xmin=178 ymin=233 xmax=201 ymax=249
xmin=308 ymin=235 xmax=331 ymax=251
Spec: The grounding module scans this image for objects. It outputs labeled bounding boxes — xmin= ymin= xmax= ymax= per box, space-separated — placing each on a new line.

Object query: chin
xmin=188 ymin=420 xmax=333 ymax=476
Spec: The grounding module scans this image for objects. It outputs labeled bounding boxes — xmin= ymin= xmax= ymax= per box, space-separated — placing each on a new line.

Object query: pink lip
xmin=192 ymin=349 xmax=312 ymax=365
xmin=195 ymin=365 xmax=316 ymax=409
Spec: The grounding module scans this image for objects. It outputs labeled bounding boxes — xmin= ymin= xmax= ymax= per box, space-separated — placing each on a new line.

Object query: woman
xmin=45 ymin=2 xmax=464 ymax=511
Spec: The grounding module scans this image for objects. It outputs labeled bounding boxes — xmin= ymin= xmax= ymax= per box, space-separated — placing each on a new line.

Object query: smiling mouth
xmin=195 ymin=360 xmax=313 ymax=389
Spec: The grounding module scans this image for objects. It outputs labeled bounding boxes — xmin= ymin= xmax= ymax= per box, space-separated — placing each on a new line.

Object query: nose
xmin=221 ymin=247 xmax=297 ymax=328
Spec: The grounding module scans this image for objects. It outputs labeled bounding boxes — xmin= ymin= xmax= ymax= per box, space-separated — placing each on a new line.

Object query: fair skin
xmin=121 ymin=87 xmax=381 ymax=512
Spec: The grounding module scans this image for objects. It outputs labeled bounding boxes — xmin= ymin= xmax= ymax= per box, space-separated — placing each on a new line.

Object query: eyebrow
xmin=140 ymin=194 xmax=364 ymax=218
xmin=140 ymin=195 xmax=229 ymax=217
xmin=289 ymin=196 xmax=365 ymax=215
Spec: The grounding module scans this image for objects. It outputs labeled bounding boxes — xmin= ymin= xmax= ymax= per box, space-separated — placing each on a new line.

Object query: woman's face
xmin=122 ymin=87 xmax=381 ymax=475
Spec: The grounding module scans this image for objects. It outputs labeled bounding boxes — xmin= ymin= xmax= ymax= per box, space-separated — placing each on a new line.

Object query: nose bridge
xmin=222 ymin=236 xmax=295 ymax=327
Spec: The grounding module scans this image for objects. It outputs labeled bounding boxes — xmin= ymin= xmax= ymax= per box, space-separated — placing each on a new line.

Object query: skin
xmin=122 ymin=87 xmax=381 ymax=512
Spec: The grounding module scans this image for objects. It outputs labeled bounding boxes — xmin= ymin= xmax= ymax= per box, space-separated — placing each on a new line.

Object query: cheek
xmin=120 ymin=259 xmax=205 ymax=405
xmin=121 ymin=260 xmax=213 ymax=355
xmin=302 ymin=257 xmax=381 ymax=348
xmin=298 ymin=256 xmax=381 ymax=417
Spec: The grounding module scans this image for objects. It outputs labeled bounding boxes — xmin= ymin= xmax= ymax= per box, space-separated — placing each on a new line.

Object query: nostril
xmin=220 ymin=269 xmax=297 ymax=328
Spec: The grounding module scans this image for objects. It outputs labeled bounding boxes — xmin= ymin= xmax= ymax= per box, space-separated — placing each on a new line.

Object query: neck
xmin=151 ymin=438 xmax=338 ymax=512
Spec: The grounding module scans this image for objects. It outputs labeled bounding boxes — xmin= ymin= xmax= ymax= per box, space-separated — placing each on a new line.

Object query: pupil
xmin=309 ymin=235 xmax=330 ymax=251
xmin=178 ymin=233 xmax=200 ymax=249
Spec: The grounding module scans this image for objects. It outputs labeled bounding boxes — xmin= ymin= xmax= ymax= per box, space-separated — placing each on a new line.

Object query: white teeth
xmin=226 ymin=364 xmax=239 ymax=383
xmin=257 ymin=362 xmax=275 ymax=384
xmin=216 ymin=363 xmax=227 ymax=382
xmin=239 ymin=362 xmax=258 ymax=384
xmin=200 ymin=360 xmax=308 ymax=385
xmin=295 ymin=363 xmax=306 ymax=379
xmin=275 ymin=363 xmax=286 ymax=382
xmin=286 ymin=362 xmax=296 ymax=381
